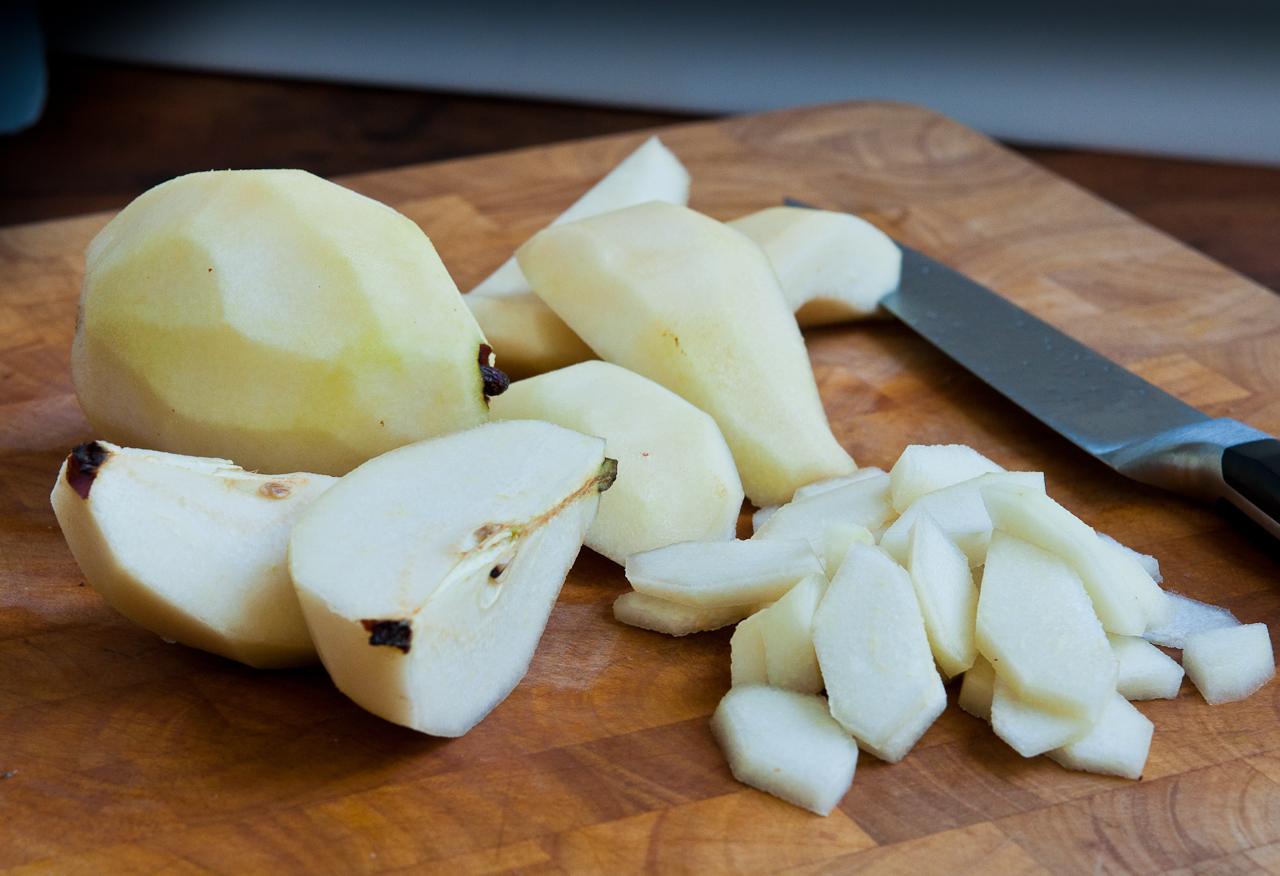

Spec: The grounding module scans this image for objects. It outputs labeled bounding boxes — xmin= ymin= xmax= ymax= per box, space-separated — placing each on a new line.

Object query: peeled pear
xmin=50 ymin=441 xmax=334 ymax=669
xmin=728 ymin=206 xmax=902 ymax=327
xmin=74 ymin=168 xmax=500 ymax=477
xmin=467 ymin=136 xmax=690 ymax=377
xmin=518 ymin=200 xmax=856 ymax=505
xmin=489 ymin=360 xmax=743 ymax=563
xmin=288 ymin=420 xmax=615 ymax=737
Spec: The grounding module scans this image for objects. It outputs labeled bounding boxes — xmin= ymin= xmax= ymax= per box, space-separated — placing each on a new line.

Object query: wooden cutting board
xmin=3 ymin=102 xmax=1280 ymax=875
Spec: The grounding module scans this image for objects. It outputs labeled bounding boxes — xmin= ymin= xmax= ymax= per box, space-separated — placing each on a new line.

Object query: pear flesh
xmin=625 ymin=539 xmax=823 ymax=608
xmin=612 ymin=591 xmax=760 ymax=637
xmin=976 ymin=532 xmax=1118 ymax=723
xmin=50 ymin=441 xmax=335 ymax=669
xmin=489 ymin=360 xmax=743 ymax=564
xmin=812 ymin=541 xmax=946 ymax=762
xmin=727 ymin=206 xmax=902 ymax=327
xmin=74 ymin=168 xmax=496 ymax=477
xmin=1181 ymin=623 xmax=1276 ymax=705
xmin=288 ymin=420 xmax=615 ymax=737
xmin=517 ymin=200 xmax=856 ymax=506
xmin=710 ymin=684 xmax=859 ymax=816
xmin=467 ymin=136 xmax=690 ymax=377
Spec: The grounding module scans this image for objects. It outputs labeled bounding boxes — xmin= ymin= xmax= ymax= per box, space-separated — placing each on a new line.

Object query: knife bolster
xmin=1107 ymin=419 xmax=1280 ymax=545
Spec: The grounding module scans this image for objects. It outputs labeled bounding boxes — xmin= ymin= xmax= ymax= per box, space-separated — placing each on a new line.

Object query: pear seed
xmin=361 ymin=619 xmax=412 ymax=653
xmin=259 ymin=482 xmax=292 ymax=499
xmin=67 ymin=441 xmax=109 ymax=499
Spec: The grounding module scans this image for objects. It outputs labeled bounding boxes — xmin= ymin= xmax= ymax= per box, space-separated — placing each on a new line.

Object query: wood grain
xmin=3 ymin=101 xmax=1280 ymax=875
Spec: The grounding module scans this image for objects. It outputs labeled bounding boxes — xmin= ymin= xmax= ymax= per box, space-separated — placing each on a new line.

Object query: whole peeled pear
xmin=73 ymin=169 xmax=504 ymax=477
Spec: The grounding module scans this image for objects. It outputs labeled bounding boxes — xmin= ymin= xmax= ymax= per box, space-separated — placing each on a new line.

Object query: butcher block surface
xmin=3 ymin=102 xmax=1280 ymax=875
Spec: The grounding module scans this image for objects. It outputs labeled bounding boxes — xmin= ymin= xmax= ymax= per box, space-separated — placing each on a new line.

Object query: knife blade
xmin=785 ymin=199 xmax=1280 ymax=550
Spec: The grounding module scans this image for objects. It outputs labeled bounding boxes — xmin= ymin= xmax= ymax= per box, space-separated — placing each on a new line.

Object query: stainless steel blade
xmin=880 ymin=243 xmax=1280 ymax=543
xmin=882 ymin=245 xmax=1208 ymax=459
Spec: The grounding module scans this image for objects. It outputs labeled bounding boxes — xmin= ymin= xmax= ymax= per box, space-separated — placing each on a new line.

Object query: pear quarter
xmin=288 ymin=420 xmax=611 ymax=737
xmin=976 ymin=532 xmax=1118 ymax=723
xmin=51 ymin=442 xmax=334 ymax=669
xmin=516 ymin=200 xmax=856 ymax=506
xmin=489 ymin=360 xmax=743 ymax=564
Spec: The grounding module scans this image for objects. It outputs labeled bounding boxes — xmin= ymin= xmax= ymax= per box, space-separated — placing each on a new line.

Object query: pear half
xmin=288 ymin=420 xmax=615 ymax=737
xmin=50 ymin=441 xmax=336 ymax=668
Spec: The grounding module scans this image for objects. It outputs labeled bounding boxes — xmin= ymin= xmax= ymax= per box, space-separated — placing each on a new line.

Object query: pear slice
xmin=625 ymin=539 xmax=823 ymax=608
xmin=812 ymin=542 xmax=946 ymax=762
xmin=878 ymin=471 xmax=1044 ymax=568
xmin=757 ymin=572 xmax=828 ymax=694
xmin=612 ymin=591 xmax=760 ymax=637
xmin=727 ymin=206 xmax=902 ymax=327
xmin=470 ymin=136 xmax=690 ymax=298
xmin=489 ymin=360 xmax=743 ymax=564
xmin=50 ymin=441 xmax=335 ymax=669
xmin=467 ymin=136 xmax=690 ymax=377
xmin=792 ymin=467 xmax=887 ymax=502
xmin=517 ymin=200 xmax=856 ymax=506
xmin=711 ymin=684 xmax=859 ymax=816
xmin=889 ymin=444 xmax=1005 ymax=513
xmin=976 ymin=532 xmax=1118 ymax=723
xmin=751 ymin=470 xmax=893 ymax=558
xmin=1047 ymin=693 xmax=1154 ymax=779
xmin=981 ymin=482 xmax=1165 ymax=635
xmin=906 ymin=509 xmax=979 ymax=680
xmin=731 ymin=611 xmax=770 ymax=686
xmin=288 ymin=420 xmax=615 ymax=737
xmin=990 ymin=676 xmax=1093 ymax=757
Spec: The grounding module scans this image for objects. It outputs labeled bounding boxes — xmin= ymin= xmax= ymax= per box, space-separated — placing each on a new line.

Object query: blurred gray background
xmin=22 ymin=0 xmax=1280 ymax=165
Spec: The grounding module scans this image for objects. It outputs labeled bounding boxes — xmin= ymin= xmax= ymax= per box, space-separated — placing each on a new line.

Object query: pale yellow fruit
xmin=74 ymin=169 xmax=494 ymax=477
xmin=518 ymin=201 xmax=856 ymax=505
xmin=489 ymin=360 xmax=743 ymax=564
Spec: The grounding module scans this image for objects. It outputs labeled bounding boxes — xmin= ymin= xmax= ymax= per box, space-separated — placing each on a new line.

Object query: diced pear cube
xmin=959 ymin=655 xmax=997 ymax=723
xmin=879 ymin=471 xmax=1045 ymax=568
xmin=890 ymin=444 xmax=1004 ymax=513
xmin=625 ymin=539 xmax=822 ymax=608
xmin=1182 ymin=623 xmax=1276 ymax=705
xmin=1107 ymin=633 xmax=1184 ymax=700
xmin=823 ymin=520 xmax=874 ymax=580
xmin=981 ymin=482 xmax=1152 ymax=636
xmin=907 ymin=509 xmax=979 ymax=679
xmin=612 ymin=591 xmax=760 ymax=637
xmin=991 ymin=676 xmax=1093 ymax=757
xmin=976 ymin=532 xmax=1118 ymax=722
xmin=1047 ymin=693 xmax=1153 ymax=779
xmin=731 ymin=611 xmax=769 ymax=686
xmin=1144 ymin=592 xmax=1239 ymax=649
xmin=757 ymin=572 xmax=828 ymax=694
xmin=710 ymin=684 xmax=858 ymax=816
xmin=752 ymin=471 xmax=893 ymax=557
xmin=813 ymin=542 xmax=946 ymax=762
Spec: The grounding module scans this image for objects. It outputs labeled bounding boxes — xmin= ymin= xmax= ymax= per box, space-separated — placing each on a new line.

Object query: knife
xmin=785 ymin=199 xmax=1280 ymax=552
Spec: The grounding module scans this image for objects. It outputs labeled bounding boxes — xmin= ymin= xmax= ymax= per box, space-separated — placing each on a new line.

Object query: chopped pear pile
xmin=614 ymin=442 xmax=1277 ymax=813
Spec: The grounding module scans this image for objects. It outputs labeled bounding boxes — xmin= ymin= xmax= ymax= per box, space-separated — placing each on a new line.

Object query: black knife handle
xmin=1219 ymin=439 xmax=1280 ymax=558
